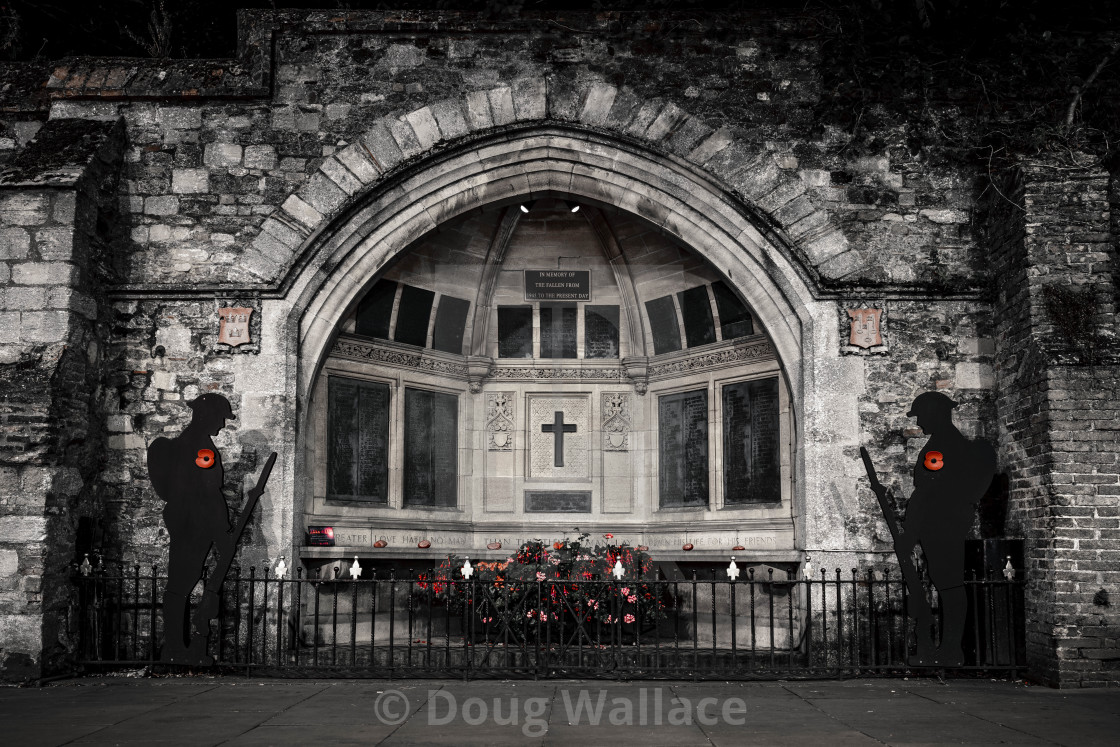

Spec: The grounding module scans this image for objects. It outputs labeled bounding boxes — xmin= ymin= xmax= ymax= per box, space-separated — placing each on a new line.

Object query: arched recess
xmin=282 ymin=125 xmax=821 ymax=541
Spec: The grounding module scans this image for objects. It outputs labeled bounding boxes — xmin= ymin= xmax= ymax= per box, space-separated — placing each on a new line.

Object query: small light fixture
xmin=563 ymin=200 xmax=580 ymax=212
xmin=519 ymin=200 xmax=538 ymax=213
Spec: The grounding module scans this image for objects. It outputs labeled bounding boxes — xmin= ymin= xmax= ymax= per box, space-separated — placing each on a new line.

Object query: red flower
xmin=604 ymin=533 xmax=614 ymax=539
xmin=624 ymin=613 xmax=635 ymax=624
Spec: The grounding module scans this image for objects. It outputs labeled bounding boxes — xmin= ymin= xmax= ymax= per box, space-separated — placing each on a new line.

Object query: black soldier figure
xmin=147 ymin=393 xmax=235 ymax=664
xmin=897 ymin=391 xmax=995 ymax=665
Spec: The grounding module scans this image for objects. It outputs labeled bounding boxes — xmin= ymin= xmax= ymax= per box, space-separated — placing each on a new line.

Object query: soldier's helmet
xmin=906 ymin=391 xmax=958 ymax=418
xmin=188 ymin=393 xmax=235 ymax=430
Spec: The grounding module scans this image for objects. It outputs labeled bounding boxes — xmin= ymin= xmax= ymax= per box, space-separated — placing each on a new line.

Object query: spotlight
xmin=519 ymin=200 xmax=538 ymax=213
xmin=564 ymin=200 xmax=581 ymax=213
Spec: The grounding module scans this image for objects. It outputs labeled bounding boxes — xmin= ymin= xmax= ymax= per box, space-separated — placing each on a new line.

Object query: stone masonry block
xmin=33 ymin=228 xmax=74 ymax=260
xmin=19 ymin=310 xmax=70 ymax=343
xmin=388 ymin=118 xmax=422 ymax=159
xmin=0 ymin=550 xmax=17 ymax=578
xmin=0 ymin=228 xmax=30 ymax=260
xmin=171 ymin=168 xmax=209 ymax=194
xmin=12 ymin=262 xmax=76 ymax=285
xmin=0 ymin=614 xmax=40 ymax=653
xmin=280 ymin=195 xmax=323 ymax=230
xmin=319 ymin=157 xmax=363 ymax=196
xmin=687 ymin=127 xmax=733 ymax=165
xmin=428 ymin=99 xmax=469 ymax=141
xmin=203 ymin=142 xmax=243 ymax=168
xmin=52 ymin=193 xmax=76 ymax=224
xmin=243 ymin=145 xmax=278 ymax=170
xmin=0 ymin=194 xmax=49 ymax=226
xmin=335 ymin=143 xmax=379 ymax=184
xmin=511 ymin=77 xmax=546 ymax=121
xmin=259 ymin=216 xmax=306 ymax=249
xmin=0 ymin=312 xmax=17 ymax=343
xmin=3 ymin=287 xmax=47 ymax=310
xmin=0 ymin=516 xmax=47 ymax=542
xmin=300 ymin=172 xmax=349 ymax=215
xmin=666 ymin=116 xmax=712 ymax=157
xmin=487 ymin=87 xmax=516 ymax=126
xmin=645 ymin=102 xmax=686 ymax=141
xmin=159 ymin=107 xmax=202 ymax=130
xmin=404 ymin=107 xmax=441 ymax=150
xmin=579 ymin=83 xmax=617 ymax=127
xmin=359 ymin=122 xmax=404 ymax=172
xmin=625 ymin=99 xmax=664 ymax=138
xmin=465 ymin=90 xmax=493 ymax=131
xmin=143 ymin=196 xmax=180 ymax=216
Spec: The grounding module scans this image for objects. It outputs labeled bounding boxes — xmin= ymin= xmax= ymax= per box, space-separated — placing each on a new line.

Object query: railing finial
xmin=726 ymin=556 xmax=740 ymax=581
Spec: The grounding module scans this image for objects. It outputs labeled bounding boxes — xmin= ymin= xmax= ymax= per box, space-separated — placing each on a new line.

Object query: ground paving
xmin=1 ymin=676 xmax=1117 ymax=746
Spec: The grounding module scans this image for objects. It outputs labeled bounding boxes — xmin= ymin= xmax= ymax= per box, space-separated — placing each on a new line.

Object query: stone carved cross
xmin=541 ymin=410 xmax=577 ymax=467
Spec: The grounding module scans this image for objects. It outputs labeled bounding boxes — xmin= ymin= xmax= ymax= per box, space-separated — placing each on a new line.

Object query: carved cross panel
xmin=528 ymin=395 xmax=589 ymax=479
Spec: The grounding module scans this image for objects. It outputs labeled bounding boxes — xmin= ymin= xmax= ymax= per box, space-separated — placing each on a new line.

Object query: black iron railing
xmin=74 ymin=565 xmax=1025 ymax=679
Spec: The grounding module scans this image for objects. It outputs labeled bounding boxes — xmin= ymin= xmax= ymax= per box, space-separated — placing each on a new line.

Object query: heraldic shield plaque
xmin=218 ymin=307 xmax=253 ymax=347
xmin=847 ymin=307 xmax=883 ymax=349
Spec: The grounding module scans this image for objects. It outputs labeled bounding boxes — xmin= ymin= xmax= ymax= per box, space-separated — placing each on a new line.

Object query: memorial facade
xmin=0 ymin=10 xmax=1117 ymax=686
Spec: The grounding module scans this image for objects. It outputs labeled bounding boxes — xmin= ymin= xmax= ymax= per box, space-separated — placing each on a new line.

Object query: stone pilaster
xmin=0 ymin=119 xmax=123 ymax=680
xmin=990 ymin=155 xmax=1120 ymax=686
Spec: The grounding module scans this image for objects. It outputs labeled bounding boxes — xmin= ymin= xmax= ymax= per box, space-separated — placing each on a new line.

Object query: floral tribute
xmin=416 ymin=532 xmax=668 ymax=639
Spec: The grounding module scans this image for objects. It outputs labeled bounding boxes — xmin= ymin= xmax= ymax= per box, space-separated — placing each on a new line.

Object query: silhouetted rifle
xmin=196 ymin=452 xmax=277 ymax=621
xmin=859 ymin=447 xmax=933 ymax=626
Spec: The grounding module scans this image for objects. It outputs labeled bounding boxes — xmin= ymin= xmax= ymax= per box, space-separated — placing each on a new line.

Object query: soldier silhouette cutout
xmin=147 ymin=393 xmax=275 ymax=665
xmin=862 ymin=392 xmax=995 ymax=666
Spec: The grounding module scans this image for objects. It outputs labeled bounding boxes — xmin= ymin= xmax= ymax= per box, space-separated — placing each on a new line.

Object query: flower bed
xmin=416 ymin=533 xmax=669 ymax=640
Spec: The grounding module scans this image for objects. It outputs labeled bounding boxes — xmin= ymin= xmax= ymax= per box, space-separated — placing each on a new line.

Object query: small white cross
xmin=274 ymin=556 xmax=287 ymax=579
xmin=1002 ymin=556 xmax=1015 ymax=581
xmin=726 ymin=557 xmax=740 ymax=581
xmin=612 ymin=559 xmax=625 ymax=580
xmin=803 ymin=555 xmax=813 ymax=579
xmin=349 ymin=556 xmax=362 ymax=580
xmin=461 ymin=557 xmax=474 ymax=579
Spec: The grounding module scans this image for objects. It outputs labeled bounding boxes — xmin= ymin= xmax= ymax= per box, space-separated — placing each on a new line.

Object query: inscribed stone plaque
xmin=328 ymin=377 xmax=389 ymax=502
xmin=528 ymin=395 xmax=589 ymax=479
xmin=525 ymin=270 xmax=590 ymax=301
xmin=539 ymin=305 xmax=577 ymax=358
xmin=404 ymin=388 xmax=458 ymax=507
xmin=646 ymin=295 xmax=682 ymax=355
xmin=678 ymin=285 xmax=716 ymax=347
xmin=432 ymin=294 xmax=471 ymax=354
xmin=722 ymin=377 xmax=780 ymax=504
xmin=525 ymin=491 xmax=593 ymax=513
xmin=498 ymin=306 xmax=533 ymax=358
xmin=658 ymin=389 xmax=709 ymax=507
xmin=585 ymin=305 xmax=620 ymax=359
xmin=712 ymin=281 xmax=754 ymax=340
xmin=355 ymin=279 xmax=397 ymax=339
xmin=394 ymin=285 xmax=435 ymax=347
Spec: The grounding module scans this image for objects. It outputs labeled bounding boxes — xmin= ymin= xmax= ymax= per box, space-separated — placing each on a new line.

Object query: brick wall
xmin=990 ymin=157 xmax=1120 ymax=686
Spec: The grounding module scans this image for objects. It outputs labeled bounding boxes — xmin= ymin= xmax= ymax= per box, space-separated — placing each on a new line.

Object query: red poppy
xmin=417 ymin=540 xmax=431 ymax=549
xmin=923 ymin=451 xmax=945 ymax=471
xmin=682 ymin=543 xmax=694 ymax=551
xmin=604 ymin=533 xmax=614 ymax=539
xmin=553 ymin=541 xmax=564 ymax=550
xmin=195 ymin=449 xmax=215 ymax=468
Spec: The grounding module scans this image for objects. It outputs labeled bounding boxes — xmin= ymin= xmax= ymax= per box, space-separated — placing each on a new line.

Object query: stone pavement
xmin=1 ymin=676 xmax=1118 ymax=746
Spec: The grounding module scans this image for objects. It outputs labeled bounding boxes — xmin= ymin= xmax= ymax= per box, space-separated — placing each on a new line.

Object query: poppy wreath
xmin=416 ymin=532 xmax=669 ymax=640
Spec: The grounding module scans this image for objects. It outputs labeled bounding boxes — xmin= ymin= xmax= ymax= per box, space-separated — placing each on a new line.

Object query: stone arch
xmin=284 ymin=126 xmax=819 ymax=412
xmin=248 ymin=78 xmax=850 ymax=297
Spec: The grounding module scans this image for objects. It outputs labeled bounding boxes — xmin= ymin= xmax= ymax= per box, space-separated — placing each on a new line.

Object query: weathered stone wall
xmin=0 ymin=118 xmax=123 ymax=679
xmin=0 ymin=10 xmax=1113 ymax=684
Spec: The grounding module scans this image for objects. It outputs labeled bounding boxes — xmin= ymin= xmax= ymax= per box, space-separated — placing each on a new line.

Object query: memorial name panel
xmin=525 ymin=270 xmax=591 ymax=301
xmin=328 ymin=376 xmax=390 ymax=502
xmin=404 ymin=387 xmax=458 ymax=507
xmin=658 ymin=389 xmax=709 ymax=507
xmin=524 ymin=491 xmax=593 ymax=513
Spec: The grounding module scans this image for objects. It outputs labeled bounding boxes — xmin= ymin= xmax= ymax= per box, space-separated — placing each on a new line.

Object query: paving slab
xmin=2 ymin=676 xmax=1118 ymax=746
